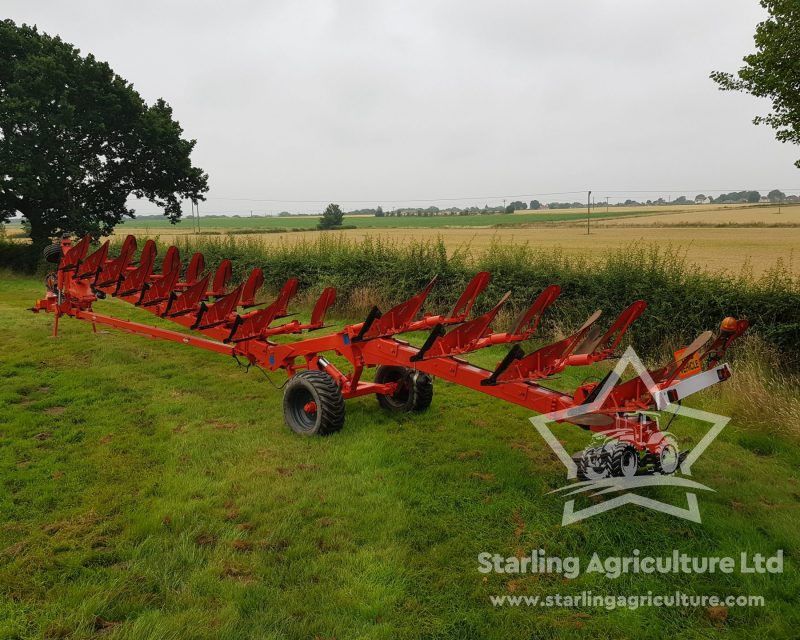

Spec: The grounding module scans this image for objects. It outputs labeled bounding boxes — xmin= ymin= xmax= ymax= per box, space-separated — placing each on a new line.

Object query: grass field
xmin=2 ymin=273 xmax=800 ymax=639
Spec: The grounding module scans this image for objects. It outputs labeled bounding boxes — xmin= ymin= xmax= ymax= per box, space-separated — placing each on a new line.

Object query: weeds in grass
xmin=714 ymin=336 xmax=800 ymax=437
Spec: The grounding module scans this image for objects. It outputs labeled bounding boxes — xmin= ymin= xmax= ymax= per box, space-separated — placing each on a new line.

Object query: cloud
xmin=5 ymin=0 xmax=795 ymax=213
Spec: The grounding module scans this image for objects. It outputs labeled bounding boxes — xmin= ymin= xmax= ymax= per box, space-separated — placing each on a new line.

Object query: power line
xmin=196 ymin=187 xmax=799 ymax=205
xmin=201 ymin=191 xmax=587 ymax=204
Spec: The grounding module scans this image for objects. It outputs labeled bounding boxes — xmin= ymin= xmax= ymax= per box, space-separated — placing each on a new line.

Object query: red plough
xmin=32 ymin=235 xmax=748 ymax=478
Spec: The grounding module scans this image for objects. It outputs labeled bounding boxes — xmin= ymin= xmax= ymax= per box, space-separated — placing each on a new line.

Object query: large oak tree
xmin=0 ymin=19 xmax=208 ymax=246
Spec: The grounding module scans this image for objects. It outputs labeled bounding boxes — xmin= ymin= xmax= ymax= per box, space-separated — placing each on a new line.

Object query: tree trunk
xmin=25 ymin=213 xmax=51 ymax=249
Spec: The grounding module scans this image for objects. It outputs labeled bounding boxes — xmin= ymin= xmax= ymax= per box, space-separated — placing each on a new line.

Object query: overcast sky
xmin=6 ymin=1 xmax=798 ymax=213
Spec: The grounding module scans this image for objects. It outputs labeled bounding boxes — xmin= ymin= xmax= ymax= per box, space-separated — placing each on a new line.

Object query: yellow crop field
xmin=116 ymin=203 xmax=800 ymax=277
xmin=599 ymin=203 xmax=800 ymax=226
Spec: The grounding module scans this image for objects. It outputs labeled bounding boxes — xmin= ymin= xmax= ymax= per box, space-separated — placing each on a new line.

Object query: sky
xmin=5 ymin=0 xmax=799 ymax=214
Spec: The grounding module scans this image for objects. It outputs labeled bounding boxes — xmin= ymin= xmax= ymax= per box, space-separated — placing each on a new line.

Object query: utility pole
xmin=606 ymin=196 xmax=609 ymax=213
xmin=587 ymin=190 xmax=592 ymax=235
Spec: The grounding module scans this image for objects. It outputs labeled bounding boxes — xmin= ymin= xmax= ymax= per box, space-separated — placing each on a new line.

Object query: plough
xmin=32 ymin=235 xmax=749 ymax=479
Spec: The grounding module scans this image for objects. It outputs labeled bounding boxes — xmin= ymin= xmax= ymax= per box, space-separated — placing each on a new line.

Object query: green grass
xmin=2 ymin=273 xmax=800 ymax=639
xmin=102 ymin=208 xmax=658 ymax=231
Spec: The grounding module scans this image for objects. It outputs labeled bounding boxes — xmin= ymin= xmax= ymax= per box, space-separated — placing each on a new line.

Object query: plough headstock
xmin=32 ymin=234 xmax=748 ymax=448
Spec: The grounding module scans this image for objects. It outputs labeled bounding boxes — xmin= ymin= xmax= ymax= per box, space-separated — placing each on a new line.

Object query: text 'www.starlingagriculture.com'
xmin=489 ymin=592 xmax=765 ymax=611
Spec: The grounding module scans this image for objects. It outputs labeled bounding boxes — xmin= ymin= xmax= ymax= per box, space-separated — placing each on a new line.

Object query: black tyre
xmin=43 ymin=243 xmax=62 ymax=264
xmin=609 ymin=442 xmax=639 ymax=478
xmin=282 ymin=370 xmax=345 ymax=436
xmin=375 ymin=365 xmax=433 ymax=412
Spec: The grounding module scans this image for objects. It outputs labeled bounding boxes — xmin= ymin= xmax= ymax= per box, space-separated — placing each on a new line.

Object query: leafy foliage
xmin=318 ymin=203 xmax=344 ymax=229
xmin=711 ymin=0 xmax=800 ymax=168
xmin=0 ymin=20 xmax=208 ymax=244
xmin=714 ymin=191 xmax=761 ymax=204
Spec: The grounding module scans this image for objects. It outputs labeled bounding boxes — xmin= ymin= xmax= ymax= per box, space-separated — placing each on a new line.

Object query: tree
xmin=714 ymin=190 xmax=761 ymax=204
xmin=529 ymin=199 xmax=541 ymax=210
xmin=768 ymin=189 xmax=786 ymax=202
xmin=319 ymin=203 xmax=343 ymax=229
xmin=375 ymin=206 xmax=384 ymax=217
xmin=506 ymin=200 xmax=527 ymax=213
xmin=0 ymin=20 xmax=209 ymax=246
xmin=694 ymin=194 xmax=707 ymax=203
xmin=711 ymin=0 xmax=800 ymax=168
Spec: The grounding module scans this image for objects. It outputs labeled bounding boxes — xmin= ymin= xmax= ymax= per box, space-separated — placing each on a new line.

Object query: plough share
xmin=32 ymin=235 xmax=748 ymax=479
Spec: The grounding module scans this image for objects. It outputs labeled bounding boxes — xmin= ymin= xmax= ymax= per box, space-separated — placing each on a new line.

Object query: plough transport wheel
xmin=43 ymin=243 xmax=62 ymax=264
xmin=282 ymin=371 xmax=345 ymax=436
xmin=375 ymin=365 xmax=433 ymax=412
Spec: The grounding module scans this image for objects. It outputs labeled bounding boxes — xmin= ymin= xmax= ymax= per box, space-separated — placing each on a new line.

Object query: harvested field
xmin=115 ymin=225 xmax=799 ymax=277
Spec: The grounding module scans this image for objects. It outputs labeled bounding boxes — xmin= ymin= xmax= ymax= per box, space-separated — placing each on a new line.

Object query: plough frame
xmin=31 ymin=235 xmax=748 ymax=476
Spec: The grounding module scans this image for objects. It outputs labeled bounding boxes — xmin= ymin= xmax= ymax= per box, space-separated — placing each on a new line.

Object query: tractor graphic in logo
xmin=575 ymin=415 xmax=682 ymax=481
